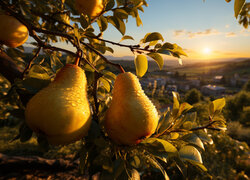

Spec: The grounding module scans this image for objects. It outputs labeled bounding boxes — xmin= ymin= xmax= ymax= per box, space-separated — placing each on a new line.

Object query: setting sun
xmin=203 ymin=47 xmax=212 ymax=54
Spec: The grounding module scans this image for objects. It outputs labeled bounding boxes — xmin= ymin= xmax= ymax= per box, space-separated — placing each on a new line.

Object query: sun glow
xmin=203 ymin=47 xmax=212 ymax=54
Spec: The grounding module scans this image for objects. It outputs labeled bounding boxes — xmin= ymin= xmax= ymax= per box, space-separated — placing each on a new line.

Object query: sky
xmin=26 ymin=0 xmax=250 ymax=61
xmin=100 ymin=0 xmax=250 ymax=60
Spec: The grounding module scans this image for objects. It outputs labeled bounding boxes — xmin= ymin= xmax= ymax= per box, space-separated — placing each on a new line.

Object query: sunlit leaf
xmin=195 ymin=130 xmax=213 ymax=145
xmin=179 ymin=145 xmax=202 ymax=164
xmin=157 ymin=110 xmax=173 ymax=134
xmin=142 ymin=137 xmax=177 ymax=153
xmin=143 ymin=154 xmax=170 ymax=180
xmin=97 ymin=16 xmax=108 ymax=32
xmin=213 ymin=98 xmax=226 ymax=112
xmin=28 ymin=65 xmax=51 ymax=80
xmin=172 ymin=91 xmax=180 ymax=115
xmin=144 ymin=32 xmax=164 ymax=43
xmin=108 ymin=16 xmax=126 ymax=35
xmin=209 ymin=98 xmax=226 ymax=114
xmin=178 ymin=58 xmax=183 ymax=65
xmin=187 ymin=159 xmax=208 ymax=171
xmin=134 ymin=54 xmax=148 ymax=77
xmin=130 ymin=156 xmax=141 ymax=168
xmin=178 ymin=102 xmax=193 ymax=116
xmin=182 ymin=134 xmax=204 ymax=150
xmin=234 ymin=0 xmax=246 ymax=18
xmin=119 ymin=35 xmax=134 ymax=42
xmin=99 ymin=77 xmax=111 ymax=92
xmin=114 ymin=9 xmax=128 ymax=19
xmin=147 ymin=53 xmax=164 ymax=70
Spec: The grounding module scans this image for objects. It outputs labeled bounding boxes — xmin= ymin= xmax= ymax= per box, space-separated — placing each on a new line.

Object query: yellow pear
xmin=0 ymin=15 xmax=28 ymax=48
xmin=75 ymin=0 xmax=104 ymax=18
xmin=25 ymin=64 xmax=91 ymax=145
xmin=104 ymin=72 xmax=159 ymax=145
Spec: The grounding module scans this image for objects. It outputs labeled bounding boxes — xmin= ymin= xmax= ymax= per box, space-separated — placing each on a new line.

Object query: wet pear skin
xmin=104 ymin=72 xmax=159 ymax=145
xmin=25 ymin=64 xmax=91 ymax=145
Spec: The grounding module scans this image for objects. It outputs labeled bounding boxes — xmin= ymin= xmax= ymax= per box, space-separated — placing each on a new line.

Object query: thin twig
xmin=21 ymin=46 xmax=42 ymax=78
xmin=87 ymin=35 xmax=156 ymax=54
xmin=82 ymin=42 xmax=125 ymax=73
xmin=154 ymin=121 xmax=220 ymax=138
xmin=30 ymin=10 xmax=74 ymax=29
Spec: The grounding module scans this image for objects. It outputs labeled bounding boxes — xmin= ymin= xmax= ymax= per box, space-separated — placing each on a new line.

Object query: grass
xmin=0 ymin=126 xmax=82 ymax=159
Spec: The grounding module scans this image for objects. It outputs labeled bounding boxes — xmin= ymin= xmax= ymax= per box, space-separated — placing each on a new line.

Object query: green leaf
xmin=114 ymin=9 xmax=128 ymax=19
xmin=108 ymin=16 xmax=126 ymax=35
xmin=162 ymin=42 xmax=174 ymax=49
xmin=178 ymin=102 xmax=193 ymax=116
xmin=134 ymin=54 xmax=148 ymax=78
xmin=28 ymin=65 xmax=51 ymax=80
xmin=186 ymin=159 xmax=208 ymax=172
xmin=213 ymin=98 xmax=226 ymax=112
xmin=234 ymin=0 xmax=246 ymax=18
xmin=179 ymin=145 xmax=202 ymax=164
xmin=157 ymin=110 xmax=173 ymax=134
xmin=119 ymin=35 xmax=134 ymax=42
xmin=157 ymin=49 xmax=171 ymax=56
xmin=172 ymin=44 xmax=188 ymax=57
xmin=144 ymin=32 xmax=164 ymax=43
xmin=144 ymin=154 xmax=170 ymax=180
xmin=182 ymin=134 xmax=204 ymax=150
xmin=97 ymin=16 xmax=108 ymax=32
xmin=130 ymin=155 xmax=141 ymax=168
xmin=210 ymin=98 xmax=226 ymax=114
xmin=195 ymin=130 xmax=213 ymax=145
xmin=105 ymin=0 xmax=115 ymax=10
xmin=99 ymin=77 xmax=111 ymax=92
xmin=147 ymin=53 xmax=164 ymax=70
xmin=50 ymin=55 xmax=64 ymax=73
xmin=80 ymin=15 xmax=89 ymax=29
xmin=142 ymin=138 xmax=177 ymax=153
xmin=172 ymin=91 xmax=180 ymax=116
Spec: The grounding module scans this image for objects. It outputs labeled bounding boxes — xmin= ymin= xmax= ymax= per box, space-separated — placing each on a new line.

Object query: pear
xmin=0 ymin=15 xmax=28 ymax=48
xmin=104 ymin=72 xmax=159 ymax=145
xmin=75 ymin=0 xmax=104 ymax=18
xmin=25 ymin=64 xmax=91 ymax=145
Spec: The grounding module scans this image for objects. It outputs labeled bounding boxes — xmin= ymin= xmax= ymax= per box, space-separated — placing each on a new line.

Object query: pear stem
xmin=74 ymin=50 xmax=82 ymax=66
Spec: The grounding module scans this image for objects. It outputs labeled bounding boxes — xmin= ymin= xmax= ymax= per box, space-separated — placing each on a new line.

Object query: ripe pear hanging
xmin=104 ymin=72 xmax=159 ymax=145
xmin=25 ymin=64 xmax=91 ymax=145
xmin=0 ymin=14 xmax=28 ymax=48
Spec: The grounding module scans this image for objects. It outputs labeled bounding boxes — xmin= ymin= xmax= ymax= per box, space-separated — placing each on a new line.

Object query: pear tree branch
xmin=21 ymin=46 xmax=42 ymax=78
xmin=0 ymin=1 xmax=99 ymax=72
xmin=87 ymin=36 xmax=157 ymax=54
xmin=81 ymin=41 xmax=125 ymax=73
xmin=154 ymin=120 xmax=221 ymax=138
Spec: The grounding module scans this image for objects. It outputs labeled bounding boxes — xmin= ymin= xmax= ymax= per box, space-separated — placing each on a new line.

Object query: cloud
xmin=173 ymin=29 xmax=220 ymax=39
xmin=173 ymin=30 xmax=186 ymax=37
xmin=226 ymin=32 xmax=237 ymax=37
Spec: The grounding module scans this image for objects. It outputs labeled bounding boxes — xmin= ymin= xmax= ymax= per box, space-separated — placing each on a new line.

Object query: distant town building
xmin=213 ymin=76 xmax=223 ymax=83
xmin=201 ymin=84 xmax=226 ymax=96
